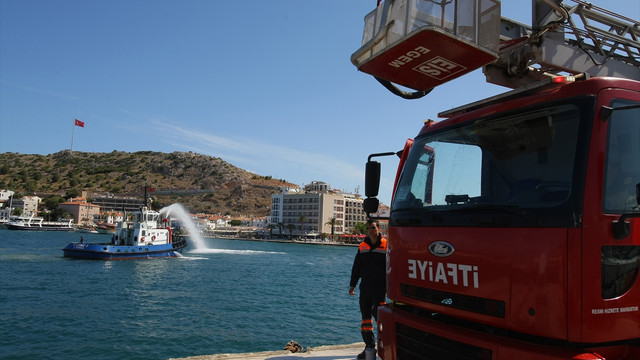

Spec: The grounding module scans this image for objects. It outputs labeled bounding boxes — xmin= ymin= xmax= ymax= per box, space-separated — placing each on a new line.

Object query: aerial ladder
xmin=351 ymin=0 xmax=639 ymax=99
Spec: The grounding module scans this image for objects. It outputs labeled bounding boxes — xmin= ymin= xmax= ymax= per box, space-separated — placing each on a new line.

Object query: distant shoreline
xmin=199 ymin=235 xmax=359 ymax=247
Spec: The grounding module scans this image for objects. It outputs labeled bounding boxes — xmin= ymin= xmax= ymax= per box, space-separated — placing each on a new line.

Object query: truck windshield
xmin=393 ymin=102 xmax=587 ymax=225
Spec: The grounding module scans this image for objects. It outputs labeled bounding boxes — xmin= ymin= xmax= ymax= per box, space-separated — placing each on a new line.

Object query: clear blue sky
xmin=1 ymin=1 xmax=638 ymax=205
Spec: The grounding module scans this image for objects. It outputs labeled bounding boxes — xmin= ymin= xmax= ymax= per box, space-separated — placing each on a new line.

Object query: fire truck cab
xmin=354 ymin=1 xmax=640 ymax=359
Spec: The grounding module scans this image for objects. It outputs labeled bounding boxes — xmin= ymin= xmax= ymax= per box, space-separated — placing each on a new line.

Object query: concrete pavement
xmin=169 ymin=343 xmax=377 ymax=360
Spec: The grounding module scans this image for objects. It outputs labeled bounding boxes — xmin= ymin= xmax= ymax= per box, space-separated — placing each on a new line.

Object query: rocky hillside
xmin=0 ymin=150 xmax=297 ymax=216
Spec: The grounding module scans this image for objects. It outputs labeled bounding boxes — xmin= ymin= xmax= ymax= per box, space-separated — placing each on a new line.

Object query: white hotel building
xmin=270 ymin=181 xmax=367 ymax=236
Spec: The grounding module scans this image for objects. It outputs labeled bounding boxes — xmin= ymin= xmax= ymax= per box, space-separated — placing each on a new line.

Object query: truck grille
xmin=396 ymin=323 xmax=492 ymax=360
xmin=402 ymin=284 xmax=505 ymax=318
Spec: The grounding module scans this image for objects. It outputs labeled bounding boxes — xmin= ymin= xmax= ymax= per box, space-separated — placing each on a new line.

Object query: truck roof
xmin=438 ymin=74 xmax=640 ymax=118
xmin=418 ymin=76 xmax=640 ymax=137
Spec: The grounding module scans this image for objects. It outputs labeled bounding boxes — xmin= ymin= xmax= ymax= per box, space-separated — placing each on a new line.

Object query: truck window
xmin=394 ymin=142 xmax=481 ymax=208
xmin=393 ymin=103 xmax=585 ymax=221
xmin=603 ymin=99 xmax=640 ymax=214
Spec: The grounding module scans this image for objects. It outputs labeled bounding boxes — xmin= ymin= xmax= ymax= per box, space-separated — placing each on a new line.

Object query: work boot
xmin=357 ymin=347 xmax=376 ymax=360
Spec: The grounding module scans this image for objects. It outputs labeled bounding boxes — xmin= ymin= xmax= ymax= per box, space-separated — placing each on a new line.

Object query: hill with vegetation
xmin=0 ymin=150 xmax=296 ymax=216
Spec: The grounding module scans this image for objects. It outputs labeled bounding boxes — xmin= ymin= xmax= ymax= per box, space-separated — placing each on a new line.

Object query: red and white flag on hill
xmin=74 ymin=119 xmax=85 ymax=127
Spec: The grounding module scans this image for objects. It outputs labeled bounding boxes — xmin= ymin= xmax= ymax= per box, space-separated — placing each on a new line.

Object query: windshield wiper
xmin=444 ymin=204 xmax=544 ymax=225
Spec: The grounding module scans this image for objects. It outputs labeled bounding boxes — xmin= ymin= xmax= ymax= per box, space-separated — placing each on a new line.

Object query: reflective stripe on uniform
xmin=361 ymin=319 xmax=374 ymax=332
xmin=358 ymin=238 xmax=387 ymax=253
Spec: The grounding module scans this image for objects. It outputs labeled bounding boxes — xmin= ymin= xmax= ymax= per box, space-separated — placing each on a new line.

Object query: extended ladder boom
xmin=487 ymin=0 xmax=640 ymax=88
xmin=351 ymin=0 xmax=640 ymax=96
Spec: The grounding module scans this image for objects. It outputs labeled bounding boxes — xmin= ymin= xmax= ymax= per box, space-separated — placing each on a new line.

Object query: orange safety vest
xmin=358 ymin=237 xmax=387 ymax=254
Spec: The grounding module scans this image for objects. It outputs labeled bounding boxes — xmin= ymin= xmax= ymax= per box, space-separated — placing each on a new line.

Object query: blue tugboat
xmin=63 ymin=206 xmax=187 ymax=260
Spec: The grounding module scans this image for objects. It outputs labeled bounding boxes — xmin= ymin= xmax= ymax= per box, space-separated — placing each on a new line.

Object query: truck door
xmin=580 ymin=88 xmax=640 ymax=343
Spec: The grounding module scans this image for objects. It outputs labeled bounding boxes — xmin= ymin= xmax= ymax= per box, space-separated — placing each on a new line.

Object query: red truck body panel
xmin=380 ymin=77 xmax=640 ymax=359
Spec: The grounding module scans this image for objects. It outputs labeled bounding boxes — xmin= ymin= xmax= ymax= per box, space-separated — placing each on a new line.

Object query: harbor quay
xmin=169 ymin=342 xmax=378 ymax=360
xmin=201 ymin=235 xmax=360 ymax=247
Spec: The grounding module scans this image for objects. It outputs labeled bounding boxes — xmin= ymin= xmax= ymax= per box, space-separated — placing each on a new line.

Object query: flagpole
xmin=71 ymin=121 xmax=76 ymax=153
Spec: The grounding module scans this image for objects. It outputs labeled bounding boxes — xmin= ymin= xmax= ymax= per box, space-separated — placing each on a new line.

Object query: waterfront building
xmin=270 ymin=181 xmax=367 ymax=237
xmin=250 ymin=217 xmax=267 ymax=229
xmin=91 ymin=195 xmax=146 ymax=212
xmin=0 ymin=189 xmax=15 ymax=204
xmin=11 ymin=195 xmax=41 ymax=216
xmin=0 ymin=190 xmax=15 ymax=221
xmin=59 ymin=198 xmax=101 ymax=225
xmin=100 ymin=211 xmax=123 ymax=225
xmin=208 ymin=215 xmax=229 ymax=229
xmin=344 ymin=195 xmax=367 ymax=231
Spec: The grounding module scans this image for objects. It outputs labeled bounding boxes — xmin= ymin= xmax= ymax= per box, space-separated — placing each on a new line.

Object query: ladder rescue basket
xmin=352 ymin=0 xmax=501 ymax=91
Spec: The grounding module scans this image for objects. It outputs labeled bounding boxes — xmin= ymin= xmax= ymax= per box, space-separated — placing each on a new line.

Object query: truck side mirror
xmin=365 ymin=161 xmax=381 ymax=198
xmin=363 ymin=197 xmax=380 ymax=215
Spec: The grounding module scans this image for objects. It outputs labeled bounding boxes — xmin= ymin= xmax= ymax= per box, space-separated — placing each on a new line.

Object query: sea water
xmin=0 ymin=230 xmax=362 ymax=360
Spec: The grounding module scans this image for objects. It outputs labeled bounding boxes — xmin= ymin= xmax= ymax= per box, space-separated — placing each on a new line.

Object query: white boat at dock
xmin=6 ymin=215 xmax=75 ymax=231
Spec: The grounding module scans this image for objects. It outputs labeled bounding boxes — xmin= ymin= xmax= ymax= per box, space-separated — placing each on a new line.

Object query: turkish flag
xmin=74 ymin=119 xmax=85 ymax=127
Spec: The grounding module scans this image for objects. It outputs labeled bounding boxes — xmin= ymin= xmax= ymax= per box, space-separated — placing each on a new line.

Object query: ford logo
xmin=429 ymin=241 xmax=454 ymax=257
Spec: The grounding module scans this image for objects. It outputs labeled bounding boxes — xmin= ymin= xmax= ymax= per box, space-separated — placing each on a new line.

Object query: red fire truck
xmin=353 ymin=1 xmax=639 ymax=359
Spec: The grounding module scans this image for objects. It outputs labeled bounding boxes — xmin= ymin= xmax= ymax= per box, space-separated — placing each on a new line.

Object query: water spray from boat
xmin=159 ymin=203 xmax=207 ymax=251
xmin=159 ymin=204 xmax=285 ymax=256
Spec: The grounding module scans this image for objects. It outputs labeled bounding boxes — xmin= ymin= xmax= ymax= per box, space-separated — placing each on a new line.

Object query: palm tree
xmin=325 ymin=217 xmax=338 ymax=239
xmin=298 ymin=214 xmax=307 ymax=234
xmin=277 ymin=222 xmax=284 ymax=237
xmin=267 ymin=223 xmax=275 ymax=238
xmin=354 ymin=222 xmax=367 ymax=234
xmin=286 ymin=223 xmax=295 ymax=239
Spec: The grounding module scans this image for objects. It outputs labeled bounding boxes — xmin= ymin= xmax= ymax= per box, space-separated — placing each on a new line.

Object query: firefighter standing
xmin=349 ymin=219 xmax=387 ymax=359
